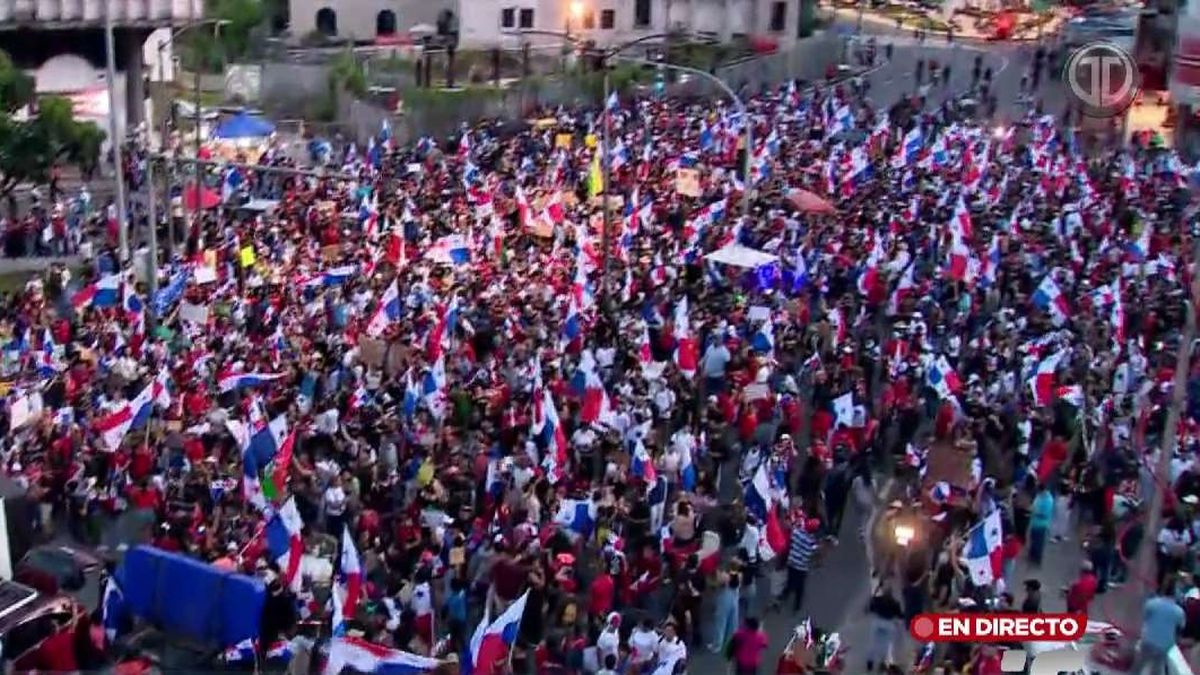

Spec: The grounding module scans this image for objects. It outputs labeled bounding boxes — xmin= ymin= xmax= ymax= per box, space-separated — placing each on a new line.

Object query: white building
xmin=288 ymin=0 xmax=804 ymax=48
xmin=288 ymin=0 xmax=452 ymax=41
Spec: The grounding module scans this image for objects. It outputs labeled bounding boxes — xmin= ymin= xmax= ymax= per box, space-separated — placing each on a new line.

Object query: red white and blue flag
xmin=1032 ymin=276 xmax=1071 ymax=326
xmin=338 ymin=525 xmax=363 ymax=620
xmin=464 ymin=591 xmax=530 ymax=675
xmin=962 ymin=509 xmax=1003 ymax=586
xmin=324 ymin=636 xmax=441 ymax=675
xmin=266 ymin=497 xmax=305 ymax=591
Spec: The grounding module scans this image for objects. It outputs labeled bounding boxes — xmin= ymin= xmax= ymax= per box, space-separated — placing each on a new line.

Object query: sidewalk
xmin=830 ymin=6 xmax=1064 ymax=42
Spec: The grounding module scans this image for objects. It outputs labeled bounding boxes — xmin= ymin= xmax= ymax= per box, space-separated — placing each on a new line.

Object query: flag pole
xmin=238 ymin=521 xmax=265 ymax=559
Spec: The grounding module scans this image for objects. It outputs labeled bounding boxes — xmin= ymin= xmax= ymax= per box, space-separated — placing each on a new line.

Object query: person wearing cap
xmin=595 ymin=613 xmax=621 ymax=666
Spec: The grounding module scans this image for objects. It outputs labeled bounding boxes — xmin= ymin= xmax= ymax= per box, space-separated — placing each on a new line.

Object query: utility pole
xmin=104 ymin=11 xmax=130 ymax=262
xmin=145 ymin=157 xmax=159 ymax=329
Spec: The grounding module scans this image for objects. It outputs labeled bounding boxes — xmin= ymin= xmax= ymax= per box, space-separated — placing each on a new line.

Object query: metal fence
xmin=252 ymin=31 xmax=847 ymax=144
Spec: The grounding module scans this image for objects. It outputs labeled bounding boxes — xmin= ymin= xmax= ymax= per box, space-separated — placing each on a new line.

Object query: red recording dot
xmin=912 ymin=616 xmax=935 ymax=640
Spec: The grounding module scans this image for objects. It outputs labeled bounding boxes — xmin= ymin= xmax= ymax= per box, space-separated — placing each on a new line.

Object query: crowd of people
xmin=2 ymin=38 xmax=1200 ymax=675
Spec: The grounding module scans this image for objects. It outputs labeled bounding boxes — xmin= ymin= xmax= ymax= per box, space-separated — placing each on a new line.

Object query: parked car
xmin=15 ymin=546 xmax=104 ymax=596
xmin=0 ymin=579 xmax=88 ymax=670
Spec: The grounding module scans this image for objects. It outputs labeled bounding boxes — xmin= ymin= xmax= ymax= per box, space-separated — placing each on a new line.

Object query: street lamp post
xmin=587 ymin=31 xmax=712 ymax=308
xmin=104 ymin=10 xmax=130 ymax=263
xmin=612 ymin=54 xmax=752 ymax=223
xmin=155 ymin=19 xmax=229 ymax=266
xmin=140 ymin=154 xmax=362 ymax=323
xmin=145 ymin=153 xmax=159 ymax=324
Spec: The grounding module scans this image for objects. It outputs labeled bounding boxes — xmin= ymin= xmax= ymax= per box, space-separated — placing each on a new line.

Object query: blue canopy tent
xmin=211 ymin=112 xmax=275 ymax=140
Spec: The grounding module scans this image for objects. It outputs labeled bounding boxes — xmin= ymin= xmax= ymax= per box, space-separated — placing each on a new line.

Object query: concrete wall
xmin=341 ymin=30 xmax=842 ymax=143
xmin=258 ymin=61 xmax=333 ymax=116
xmin=144 ymin=26 xmax=173 ymax=82
xmin=712 ymin=30 xmax=841 ymax=91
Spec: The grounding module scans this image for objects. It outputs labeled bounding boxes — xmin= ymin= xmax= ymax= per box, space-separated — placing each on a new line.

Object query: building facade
xmin=288 ymin=0 xmax=452 ymax=41
xmin=288 ymin=0 xmax=806 ymax=48
xmin=0 ymin=0 xmax=203 ymax=133
xmin=1172 ymin=0 xmax=1200 ymax=109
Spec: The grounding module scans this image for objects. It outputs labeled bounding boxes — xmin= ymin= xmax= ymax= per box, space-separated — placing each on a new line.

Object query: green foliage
xmin=0 ymin=52 xmax=34 ymax=113
xmin=331 ymin=50 xmax=367 ymax=98
xmin=667 ymin=42 xmax=738 ymax=70
xmin=0 ymin=52 xmax=104 ymax=196
xmin=180 ymin=0 xmax=267 ymax=71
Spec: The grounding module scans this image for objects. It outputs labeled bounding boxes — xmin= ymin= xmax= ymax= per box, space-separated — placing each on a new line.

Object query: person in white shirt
xmin=629 ymin=618 xmax=659 ymax=665
xmin=671 ymin=428 xmax=696 ymax=457
xmin=573 ymin=427 xmax=597 ymax=452
xmin=323 ymin=474 xmax=348 ymax=535
xmin=596 ymin=613 xmax=622 ymax=666
xmin=656 ymin=623 xmax=688 ymax=669
xmin=653 ymin=385 xmax=676 ymax=422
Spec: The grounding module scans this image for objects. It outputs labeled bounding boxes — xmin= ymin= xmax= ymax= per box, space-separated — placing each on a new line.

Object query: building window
xmin=501 ymin=7 xmax=515 ymax=28
xmin=583 ymin=10 xmax=595 ymax=29
xmin=634 ymin=0 xmax=651 ymax=27
xmin=376 ymin=9 xmax=396 ymax=35
xmin=600 ymin=8 xmax=615 ymax=28
xmin=315 ymin=7 xmax=338 ymax=36
xmin=519 ymin=7 xmax=534 ymax=27
xmin=769 ymin=1 xmax=786 ymax=31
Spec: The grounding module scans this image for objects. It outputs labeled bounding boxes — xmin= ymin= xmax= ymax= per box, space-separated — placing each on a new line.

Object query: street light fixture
xmin=598 ymin=45 xmax=750 ymax=311
xmin=103 ymin=9 xmax=129 ymax=263
xmin=148 ymin=18 xmax=229 ymax=297
xmin=608 ymin=54 xmax=753 ymax=222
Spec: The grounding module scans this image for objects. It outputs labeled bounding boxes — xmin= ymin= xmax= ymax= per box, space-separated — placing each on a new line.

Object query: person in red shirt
xmin=589 ymin=568 xmax=615 ymax=624
xmin=126 ymin=480 xmax=161 ymax=512
xmin=1037 ymin=436 xmax=1069 ymax=484
xmin=971 ymin=644 xmax=1003 ymax=675
xmin=731 ymin=617 xmax=770 ymax=675
xmin=737 ymin=403 xmax=758 ymax=444
xmin=1066 ymin=561 xmax=1099 ymax=614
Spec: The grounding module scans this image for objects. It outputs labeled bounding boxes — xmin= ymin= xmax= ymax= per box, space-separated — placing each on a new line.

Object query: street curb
xmin=833 ymin=8 xmax=1058 ymax=44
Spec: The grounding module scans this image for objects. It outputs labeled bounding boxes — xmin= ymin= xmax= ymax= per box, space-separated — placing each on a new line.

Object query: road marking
xmin=863 ymin=476 xmax=894 ymax=577
xmin=997 ymin=54 xmax=1011 ymax=77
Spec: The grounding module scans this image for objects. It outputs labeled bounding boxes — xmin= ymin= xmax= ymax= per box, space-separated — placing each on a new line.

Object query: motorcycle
xmin=775 ymin=619 xmax=847 ymax=674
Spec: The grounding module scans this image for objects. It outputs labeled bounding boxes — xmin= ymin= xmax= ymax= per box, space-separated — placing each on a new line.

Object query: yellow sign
xmin=555 ymin=133 xmax=573 ymax=149
xmin=676 ymin=168 xmax=702 ymax=197
xmin=239 ymin=246 xmax=256 ymax=268
xmin=585 ymin=134 xmax=597 ymax=148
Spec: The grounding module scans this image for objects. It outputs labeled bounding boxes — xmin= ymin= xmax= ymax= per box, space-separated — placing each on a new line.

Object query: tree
xmin=181 ymin=0 xmax=267 ymax=72
xmin=0 ymin=50 xmax=104 ymax=198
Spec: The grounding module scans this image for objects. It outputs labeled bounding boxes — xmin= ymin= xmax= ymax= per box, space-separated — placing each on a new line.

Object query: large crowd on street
xmin=3 ymin=44 xmax=1200 ymax=675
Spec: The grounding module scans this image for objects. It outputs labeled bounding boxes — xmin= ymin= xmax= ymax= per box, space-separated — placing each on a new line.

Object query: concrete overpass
xmin=0 ymin=0 xmax=203 ymax=133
